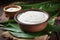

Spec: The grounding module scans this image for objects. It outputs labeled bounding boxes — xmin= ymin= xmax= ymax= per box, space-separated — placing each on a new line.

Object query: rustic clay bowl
xmin=14 ymin=9 xmax=50 ymax=32
xmin=3 ymin=5 xmax=22 ymax=18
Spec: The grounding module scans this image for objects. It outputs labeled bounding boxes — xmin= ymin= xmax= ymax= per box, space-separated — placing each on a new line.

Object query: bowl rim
xmin=14 ymin=9 xmax=50 ymax=25
xmin=3 ymin=5 xmax=22 ymax=12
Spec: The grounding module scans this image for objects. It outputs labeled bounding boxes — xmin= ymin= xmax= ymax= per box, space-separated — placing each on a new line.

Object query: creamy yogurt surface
xmin=6 ymin=7 xmax=20 ymax=12
xmin=17 ymin=11 xmax=49 ymax=24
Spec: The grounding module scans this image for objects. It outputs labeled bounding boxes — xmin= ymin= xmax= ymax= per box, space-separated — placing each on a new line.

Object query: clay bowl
xmin=3 ymin=5 xmax=22 ymax=19
xmin=14 ymin=9 xmax=50 ymax=32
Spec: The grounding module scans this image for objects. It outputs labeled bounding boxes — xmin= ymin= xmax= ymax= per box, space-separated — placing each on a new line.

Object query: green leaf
xmin=17 ymin=1 xmax=60 ymax=16
xmin=0 ymin=19 xmax=16 ymax=26
xmin=4 ymin=23 xmax=23 ymax=32
xmin=4 ymin=23 xmax=51 ymax=38
xmin=51 ymin=25 xmax=60 ymax=32
xmin=39 ymin=2 xmax=60 ymax=16
xmin=48 ymin=13 xmax=60 ymax=32
xmin=4 ymin=28 xmax=22 ymax=32
xmin=48 ymin=13 xmax=58 ymax=25
xmin=10 ymin=31 xmax=35 ymax=38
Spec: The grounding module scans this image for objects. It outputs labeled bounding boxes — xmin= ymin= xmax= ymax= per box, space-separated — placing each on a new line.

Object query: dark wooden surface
xmin=0 ymin=1 xmax=60 ymax=40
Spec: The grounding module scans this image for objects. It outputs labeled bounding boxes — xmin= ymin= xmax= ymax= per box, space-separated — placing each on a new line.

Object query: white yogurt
xmin=17 ymin=11 xmax=49 ymax=24
xmin=6 ymin=7 xmax=20 ymax=12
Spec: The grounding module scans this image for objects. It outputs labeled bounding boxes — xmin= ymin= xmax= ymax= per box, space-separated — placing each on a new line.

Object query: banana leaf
xmin=48 ymin=13 xmax=60 ymax=32
xmin=48 ymin=13 xmax=58 ymax=25
xmin=4 ymin=23 xmax=51 ymax=38
xmin=18 ymin=1 xmax=60 ymax=16
xmin=0 ymin=19 xmax=16 ymax=26
xmin=4 ymin=23 xmax=23 ymax=32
